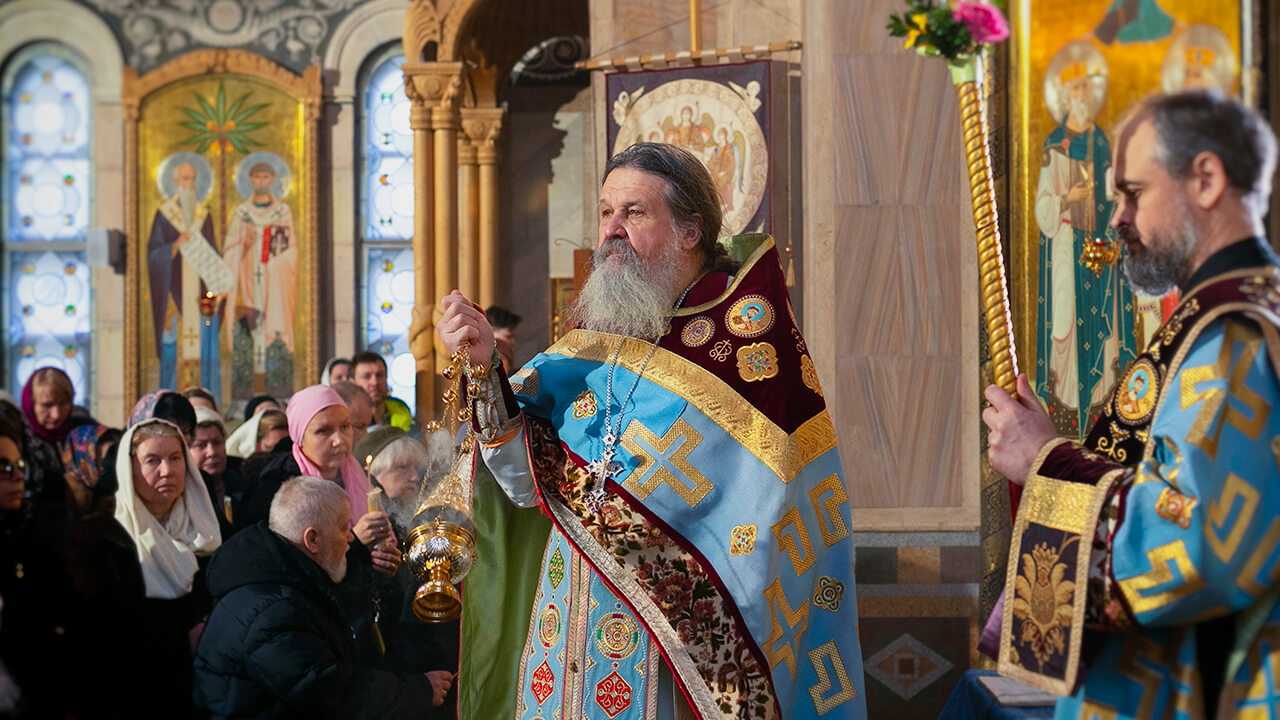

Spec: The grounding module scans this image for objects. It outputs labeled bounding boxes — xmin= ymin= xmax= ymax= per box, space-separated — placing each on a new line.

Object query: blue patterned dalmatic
xmin=999 ymin=265 xmax=1280 ymax=719
xmin=506 ymin=238 xmax=867 ymax=719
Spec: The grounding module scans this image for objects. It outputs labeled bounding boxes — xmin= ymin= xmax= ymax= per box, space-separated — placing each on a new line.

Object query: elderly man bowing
xmin=192 ymin=476 xmax=445 ymax=718
xmin=983 ymin=91 xmax=1280 ymax=719
xmin=437 ymin=143 xmax=866 ymax=719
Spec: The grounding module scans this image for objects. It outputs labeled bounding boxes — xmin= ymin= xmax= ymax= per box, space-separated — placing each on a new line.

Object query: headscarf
xmin=244 ymin=395 xmax=278 ymax=422
xmin=321 ymin=357 xmax=350 ymax=386
xmin=193 ymin=406 xmax=225 ymax=436
xmin=21 ymin=367 xmax=74 ymax=444
xmin=287 ymin=385 xmax=369 ymax=527
xmin=65 ymin=424 xmax=115 ymax=490
xmin=127 ymin=391 xmax=167 ymax=428
xmin=223 ymin=413 xmax=262 ymax=459
xmin=114 ymin=418 xmax=221 ymax=599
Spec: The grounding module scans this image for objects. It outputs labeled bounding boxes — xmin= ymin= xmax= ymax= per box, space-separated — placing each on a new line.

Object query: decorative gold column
xmin=403 ymin=61 xmax=462 ymax=422
xmin=462 ymin=107 xmax=505 ymax=309
xmin=456 ymin=132 xmax=479 ymax=300
xmin=430 ymin=68 xmax=463 ymax=373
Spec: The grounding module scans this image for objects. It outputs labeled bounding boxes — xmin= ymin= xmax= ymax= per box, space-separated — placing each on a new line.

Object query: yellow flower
xmin=904 ymin=13 xmax=929 ymax=48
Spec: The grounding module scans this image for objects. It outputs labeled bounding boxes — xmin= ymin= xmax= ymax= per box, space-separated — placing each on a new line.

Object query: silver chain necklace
xmin=584 ymin=281 xmax=695 ymax=509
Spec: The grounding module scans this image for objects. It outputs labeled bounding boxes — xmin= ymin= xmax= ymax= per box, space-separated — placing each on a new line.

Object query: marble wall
xmin=801 ymin=0 xmax=983 ymax=714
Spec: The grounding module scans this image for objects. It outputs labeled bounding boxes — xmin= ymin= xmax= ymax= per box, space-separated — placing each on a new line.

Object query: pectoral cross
xmin=584 ymin=432 xmax=623 ymax=509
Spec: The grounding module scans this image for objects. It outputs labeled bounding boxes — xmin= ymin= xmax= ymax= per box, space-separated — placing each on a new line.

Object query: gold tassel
xmin=785 ymin=250 xmax=796 ymax=287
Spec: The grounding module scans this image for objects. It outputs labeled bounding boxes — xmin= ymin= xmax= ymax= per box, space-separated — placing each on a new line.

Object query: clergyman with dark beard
xmin=982 ymin=90 xmax=1280 ymax=718
xmin=433 ymin=142 xmax=869 ymax=718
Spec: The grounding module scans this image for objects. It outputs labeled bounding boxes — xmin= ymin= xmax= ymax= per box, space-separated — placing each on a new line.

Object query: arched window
xmin=3 ymin=46 xmax=92 ymax=405
xmin=358 ymin=48 xmax=416 ymax=406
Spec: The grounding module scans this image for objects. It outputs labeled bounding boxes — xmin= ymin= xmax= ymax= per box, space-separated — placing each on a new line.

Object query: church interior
xmin=2 ymin=0 xmax=1276 ymax=716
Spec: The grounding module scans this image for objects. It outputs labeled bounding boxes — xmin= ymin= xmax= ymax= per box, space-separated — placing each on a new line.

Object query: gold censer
xmin=404 ymin=341 xmax=485 ymax=622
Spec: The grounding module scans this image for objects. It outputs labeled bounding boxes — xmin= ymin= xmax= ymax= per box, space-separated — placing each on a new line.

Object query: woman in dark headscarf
xmin=64 ymin=424 xmax=123 ymax=518
xmin=20 ymin=367 xmax=93 ymax=482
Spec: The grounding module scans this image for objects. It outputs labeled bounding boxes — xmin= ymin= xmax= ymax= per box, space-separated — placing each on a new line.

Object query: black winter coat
xmin=192 ymin=522 xmax=367 ymax=718
xmin=192 ymin=523 xmax=432 ymax=719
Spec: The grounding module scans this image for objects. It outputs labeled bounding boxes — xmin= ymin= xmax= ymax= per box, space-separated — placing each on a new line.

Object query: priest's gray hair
xmin=268 ymin=476 xmax=349 ymax=544
xmin=369 ymin=436 xmax=430 ymax=480
xmin=604 ymin=142 xmax=738 ymax=274
xmin=1139 ymin=90 xmax=1277 ymax=217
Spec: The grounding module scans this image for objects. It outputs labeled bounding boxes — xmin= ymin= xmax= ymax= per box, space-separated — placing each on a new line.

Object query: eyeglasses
xmin=0 ymin=457 xmax=25 ymax=477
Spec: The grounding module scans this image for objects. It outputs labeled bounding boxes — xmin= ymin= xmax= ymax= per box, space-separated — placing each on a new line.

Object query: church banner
xmin=1005 ymin=0 xmax=1262 ymax=440
xmin=605 ymin=60 xmax=775 ymax=237
xmin=123 ymin=50 xmax=322 ymax=412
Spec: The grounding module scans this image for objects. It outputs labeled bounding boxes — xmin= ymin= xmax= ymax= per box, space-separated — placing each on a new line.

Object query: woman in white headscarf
xmin=111 ymin=417 xmax=221 ymax=716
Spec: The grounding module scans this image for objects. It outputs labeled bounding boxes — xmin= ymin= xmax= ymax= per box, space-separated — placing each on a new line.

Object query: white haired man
xmin=192 ymin=476 xmax=445 ymax=718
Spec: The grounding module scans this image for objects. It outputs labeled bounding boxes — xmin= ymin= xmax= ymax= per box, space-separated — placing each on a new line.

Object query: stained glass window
xmin=3 ymin=49 xmax=92 ymax=405
xmin=362 ymin=247 xmax=416 ymax=405
xmin=362 ymin=52 xmax=414 ymax=241
xmin=359 ymin=50 xmax=415 ymax=406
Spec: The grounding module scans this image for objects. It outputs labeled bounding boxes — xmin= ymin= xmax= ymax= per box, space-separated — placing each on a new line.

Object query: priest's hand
xmin=438 ymin=290 xmax=495 ymax=368
xmin=982 ymin=374 xmax=1058 ymax=485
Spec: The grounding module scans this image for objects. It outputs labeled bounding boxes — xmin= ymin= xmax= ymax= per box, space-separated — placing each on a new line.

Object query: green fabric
xmin=458 ymin=459 xmax=551 ymax=719
xmin=719 ymin=233 xmax=769 ymax=263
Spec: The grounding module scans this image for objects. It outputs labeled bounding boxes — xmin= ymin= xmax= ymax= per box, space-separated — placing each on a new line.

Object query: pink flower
xmin=953 ymin=1 xmax=1010 ymax=45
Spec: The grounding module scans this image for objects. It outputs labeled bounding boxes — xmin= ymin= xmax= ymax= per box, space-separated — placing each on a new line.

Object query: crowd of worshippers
xmin=0 ymin=355 xmax=466 ymax=719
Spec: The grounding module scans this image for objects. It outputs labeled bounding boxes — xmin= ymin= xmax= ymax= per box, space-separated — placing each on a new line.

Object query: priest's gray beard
xmin=571 ymin=235 xmax=683 ymax=340
xmin=1121 ymin=193 xmax=1197 ymax=296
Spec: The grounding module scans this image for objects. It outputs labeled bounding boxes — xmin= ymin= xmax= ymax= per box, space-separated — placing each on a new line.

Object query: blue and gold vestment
xmin=465 ymin=237 xmax=866 ymax=720
xmin=999 ymin=260 xmax=1280 ymax=720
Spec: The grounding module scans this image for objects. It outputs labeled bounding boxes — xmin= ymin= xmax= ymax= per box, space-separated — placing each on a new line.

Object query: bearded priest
xmin=436 ymin=142 xmax=867 ymax=720
xmin=984 ymin=91 xmax=1280 ymax=719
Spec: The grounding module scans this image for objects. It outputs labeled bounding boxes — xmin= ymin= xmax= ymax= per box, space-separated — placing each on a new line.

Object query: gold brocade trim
xmin=547 ymin=330 xmax=837 ymax=483
xmin=542 ymin=497 xmax=720 ymax=718
xmin=1021 ymin=476 xmax=1098 ymax=534
xmin=998 ymin=469 xmax=1122 ymax=696
xmin=673 ymin=236 xmax=775 ymax=317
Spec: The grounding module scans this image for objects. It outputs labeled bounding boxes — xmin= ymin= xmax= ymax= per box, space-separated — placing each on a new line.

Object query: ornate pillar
xmin=456 ymin=132 xmax=479 ymax=300
xmin=462 ymin=107 xmax=505 ymax=309
xmin=430 ymin=66 xmax=463 ymax=373
xmin=402 ymin=61 xmax=461 ymax=422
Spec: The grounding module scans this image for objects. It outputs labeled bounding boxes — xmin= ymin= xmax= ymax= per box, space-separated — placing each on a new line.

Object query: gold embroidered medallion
xmin=572 ymin=390 xmax=598 ymax=419
xmin=813 ymin=576 xmax=845 ymax=612
xmin=539 ymin=604 xmax=561 ymax=647
xmin=681 ymin=316 xmax=715 ymax=347
xmin=730 ymin=524 xmax=758 ymax=556
xmin=1155 ymin=487 xmax=1196 ymax=530
xmin=800 ymin=354 xmax=823 ymax=396
xmin=737 ymin=342 xmax=779 ymax=383
xmin=1116 ymin=358 xmax=1158 ymax=425
xmin=726 ymin=294 xmax=775 ymax=338
xmin=595 ymin=613 xmax=640 ymax=659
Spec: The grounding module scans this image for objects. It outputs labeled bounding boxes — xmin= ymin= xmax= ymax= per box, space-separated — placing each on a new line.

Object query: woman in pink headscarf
xmin=243 ymin=386 xmax=396 ymax=562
